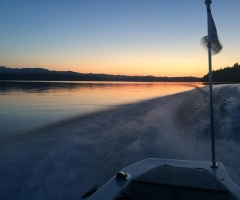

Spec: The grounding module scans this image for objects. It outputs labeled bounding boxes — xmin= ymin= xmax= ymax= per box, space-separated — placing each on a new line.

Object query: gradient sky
xmin=0 ymin=0 xmax=239 ymax=77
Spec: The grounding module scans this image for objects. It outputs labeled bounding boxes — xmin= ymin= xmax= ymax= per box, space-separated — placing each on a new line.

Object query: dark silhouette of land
xmin=0 ymin=66 xmax=200 ymax=82
xmin=1 ymin=63 xmax=239 ymax=82
xmin=202 ymin=63 xmax=240 ymax=83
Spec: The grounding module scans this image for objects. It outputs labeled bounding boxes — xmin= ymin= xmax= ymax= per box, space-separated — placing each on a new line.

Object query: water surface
xmin=0 ymin=81 xmax=203 ymax=139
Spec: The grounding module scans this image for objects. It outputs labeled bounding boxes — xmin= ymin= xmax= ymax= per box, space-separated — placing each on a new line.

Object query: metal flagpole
xmin=205 ymin=0 xmax=217 ymax=168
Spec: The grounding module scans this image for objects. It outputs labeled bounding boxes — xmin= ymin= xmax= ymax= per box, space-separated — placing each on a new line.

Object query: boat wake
xmin=0 ymin=84 xmax=240 ymax=200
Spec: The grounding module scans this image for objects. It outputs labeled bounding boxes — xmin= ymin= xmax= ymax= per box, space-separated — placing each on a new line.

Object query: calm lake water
xmin=0 ymin=81 xmax=204 ymax=139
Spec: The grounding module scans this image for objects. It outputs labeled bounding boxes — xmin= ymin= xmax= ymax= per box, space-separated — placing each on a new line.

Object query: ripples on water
xmin=1 ymin=82 xmax=240 ymax=200
xmin=0 ymin=81 xmax=203 ymax=138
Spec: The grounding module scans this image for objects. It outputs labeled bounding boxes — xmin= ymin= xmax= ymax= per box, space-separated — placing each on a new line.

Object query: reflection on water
xmin=0 ymin=81 xmax=202 ymax=93
xmin=0 ymin=81 xmax=204 ymax=139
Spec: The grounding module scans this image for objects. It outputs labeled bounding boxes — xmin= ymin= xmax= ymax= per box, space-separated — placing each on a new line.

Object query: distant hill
xmin=202 ymin=63 xmax=240 ymax=83
xmin=0 ymin=66 xmax=201 ymax=82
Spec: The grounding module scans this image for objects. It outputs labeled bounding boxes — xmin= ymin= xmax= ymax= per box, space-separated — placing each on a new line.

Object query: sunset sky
xmin=1 ymin=0 xmax=239 ymax=77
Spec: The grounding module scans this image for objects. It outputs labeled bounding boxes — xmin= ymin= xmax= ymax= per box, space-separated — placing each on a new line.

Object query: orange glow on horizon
xmin=5 ymin=51 xmax=233 ymax=79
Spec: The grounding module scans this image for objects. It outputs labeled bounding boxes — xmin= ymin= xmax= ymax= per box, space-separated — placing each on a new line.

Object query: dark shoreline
xmin=0 ymin=75 xmax=201 ymax=82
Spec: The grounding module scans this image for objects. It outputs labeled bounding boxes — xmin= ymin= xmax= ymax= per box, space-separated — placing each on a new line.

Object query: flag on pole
xmin=201 ymin=13 xmax=222 ymax=55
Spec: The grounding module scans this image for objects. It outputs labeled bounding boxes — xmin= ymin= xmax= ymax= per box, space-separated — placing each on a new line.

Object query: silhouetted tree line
xmin=202 ymin=63 xmax=240 ymax=83
xmin=0 ymin=73 xmax=111 ymax=81
xmin=0 ymin=66 xmax=201 ymax=82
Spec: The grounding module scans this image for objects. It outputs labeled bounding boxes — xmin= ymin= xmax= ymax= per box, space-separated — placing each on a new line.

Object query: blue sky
xmin=0 ymin=0 xmax=239 ymax=77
